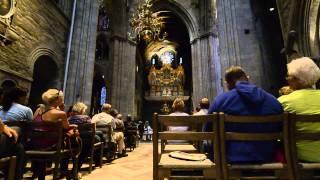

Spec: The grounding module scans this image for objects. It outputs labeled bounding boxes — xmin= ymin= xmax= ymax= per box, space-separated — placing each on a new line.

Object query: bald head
xmin=200 ymin=98 xmax=209 ymax=109
xmin=101 ymin=103 xmax=112 ymax=113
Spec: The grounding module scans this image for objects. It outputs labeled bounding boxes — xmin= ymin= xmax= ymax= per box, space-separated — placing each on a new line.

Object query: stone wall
xmin=0 ymin=0 xmax=69 ymax=90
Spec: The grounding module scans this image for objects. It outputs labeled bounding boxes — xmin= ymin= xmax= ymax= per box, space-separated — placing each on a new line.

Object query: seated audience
xmin=110 ymin=109 xmax=127 ymax=157
xmin=31 ymin=89 xmax=76 ymax=179
xmin=0 ymin=119 xmax=24 ymax=180
xmin=92 ymin=104 xmax=114 ymax=128
xmin=168 ymin=98 xmax=189 ymax=131
xmin=0 ymin=87 xmax=33 ymax=122
xmin=68 ymin=102 xmax=101 ymax=168
xmin=124 ymin=114 xmax=138 ymax=149
xmin=206 ymin=66 xmax=283 ymax=163
xmin=278 ymin=57 xmax=320 ymax=162
xmin=193 ymin=98 xmax=209 ymax=115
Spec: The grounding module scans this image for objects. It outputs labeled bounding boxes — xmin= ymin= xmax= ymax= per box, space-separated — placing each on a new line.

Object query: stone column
xmin=217 ymin=0 xmax=264 ymax=87
xmin=191 ymin=34 xmax=222 ymax=109
xmin=64 ymin=0 xmax=99 ymax=107
xmin=110 ymin=37 xmax=136 ymax=116
xmin=57 ymin=0 xmax=73 ymax=19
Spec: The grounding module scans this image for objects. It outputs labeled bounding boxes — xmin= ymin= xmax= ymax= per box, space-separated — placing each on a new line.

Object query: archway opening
xmin=137 ymin=10 xmax=192 ymax=124
xmin=29 ymin=55 xmax=58 ymax=110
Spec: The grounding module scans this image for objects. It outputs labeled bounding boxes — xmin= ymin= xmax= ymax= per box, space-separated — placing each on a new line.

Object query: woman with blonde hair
xmin=32 ymin=89 xmax=76 ymax=179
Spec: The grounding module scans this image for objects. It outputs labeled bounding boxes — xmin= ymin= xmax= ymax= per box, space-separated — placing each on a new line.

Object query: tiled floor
xmin=82 ymin=142 xmax=153 ymax=180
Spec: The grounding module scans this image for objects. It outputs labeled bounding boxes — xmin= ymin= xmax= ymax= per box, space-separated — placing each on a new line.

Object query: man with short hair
xmin=206 ymin=66 xmax=283 ymax=163
xmin=92 ymin=103 xmax=114 ymax=126
xmin=194 ymin=98 xmax=209 ymax=115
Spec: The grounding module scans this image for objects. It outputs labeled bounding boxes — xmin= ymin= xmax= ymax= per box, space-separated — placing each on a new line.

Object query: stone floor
xmin=82 ymin=142 xmax=153 ymax=180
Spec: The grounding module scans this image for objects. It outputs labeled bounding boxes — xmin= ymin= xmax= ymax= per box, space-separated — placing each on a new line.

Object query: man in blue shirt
xmin=206 ymin=66 xmax=283 ymax=163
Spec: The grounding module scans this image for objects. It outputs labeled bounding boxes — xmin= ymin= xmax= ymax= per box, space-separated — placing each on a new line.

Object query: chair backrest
xmin=96 ymin=123 xmax=113 ymax=142
xmin=4 ymin=121 xmax=30 ymax=144
xmin=219 ymin=112 xmax=290 ymax=179
xmin=78 ymin=123 xmax=96 ymax=149
xmin=288 ymin=113 xmax=320 ymax=179
xmin=152 ymin=113 xmax=220 ymax=179
xmin=0 ymin=156 xmax=16 ymax=180
xmin=28 ymin=120 xmax=64 ymax=151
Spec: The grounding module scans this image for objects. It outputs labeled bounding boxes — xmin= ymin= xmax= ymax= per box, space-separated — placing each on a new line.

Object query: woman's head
xmin=172 ymin=98 xmax=185 ymax=112
xmin=72 ymin=102 xmax=87 ymax=115
xmin=42 ymin=89 xmax=64 ymax=107
xmin=286 ymin=57 xmax=320 ymax=90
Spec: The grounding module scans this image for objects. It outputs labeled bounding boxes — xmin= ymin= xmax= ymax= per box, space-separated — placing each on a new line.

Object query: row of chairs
xmin=2 ymin=121 xmax=109 ymax=179
xmin=153 ymin=112 xmax=320 ymax=180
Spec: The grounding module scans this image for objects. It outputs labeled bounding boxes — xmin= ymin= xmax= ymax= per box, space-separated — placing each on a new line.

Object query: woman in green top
xmin=278 ymin=57 xmax=320 ymax=162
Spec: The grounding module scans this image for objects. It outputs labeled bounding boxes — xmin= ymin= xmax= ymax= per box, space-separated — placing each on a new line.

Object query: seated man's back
xmin=207 ymin=66 xmax=283 ymax=163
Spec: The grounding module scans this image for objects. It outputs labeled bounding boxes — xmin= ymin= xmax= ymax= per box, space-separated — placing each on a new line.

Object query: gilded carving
xmin=148 ymin=63 xmax=185 ymax=97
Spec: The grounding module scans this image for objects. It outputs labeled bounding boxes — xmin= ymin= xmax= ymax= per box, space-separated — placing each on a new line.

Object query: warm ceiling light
xmin=128 ymin=0 xmax=168 ymax=43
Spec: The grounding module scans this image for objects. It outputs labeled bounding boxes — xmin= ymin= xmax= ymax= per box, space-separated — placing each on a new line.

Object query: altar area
xmin=143 ymin=40 xmax=190 ymax=115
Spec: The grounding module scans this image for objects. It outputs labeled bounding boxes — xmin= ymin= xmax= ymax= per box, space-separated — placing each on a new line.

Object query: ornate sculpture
xmin=147 ymin=63 xmax=185 ymax=97
xmin=0 ymin=0 xmax=19 ymax=46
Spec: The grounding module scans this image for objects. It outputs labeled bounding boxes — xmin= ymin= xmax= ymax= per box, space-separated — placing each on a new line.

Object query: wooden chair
xmin=77 ymin=123 xmax=104 ymax=173
xmin=153 ymin=113 xmax=221 ymax=180
xmin=161 ymin=120 xmax=199 ymax=153
xmin=288 ymin=113 xmax=320 ymax=179
xmin=96 ymin=123 xmax=117 ymax=160
xmin=219 ymin=113 xmax=294 ymax=180
xmin=0 ymin=156 xmax=16 ymax=180
xmin=25 ymin=120 xmax=79 ymax=180
xmin=4 ymin=121 xmax=29 ymax=144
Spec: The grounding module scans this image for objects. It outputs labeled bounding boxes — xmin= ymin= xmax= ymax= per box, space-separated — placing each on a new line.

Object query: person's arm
xmin=0 ymin=120 xmax=18 ymax=142
xmin=26 ymin=107 xmax=33 ymax=121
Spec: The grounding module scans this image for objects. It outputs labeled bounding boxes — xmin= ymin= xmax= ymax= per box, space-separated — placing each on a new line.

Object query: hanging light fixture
xmin=128 ymin=0 xmax=168 ymax=43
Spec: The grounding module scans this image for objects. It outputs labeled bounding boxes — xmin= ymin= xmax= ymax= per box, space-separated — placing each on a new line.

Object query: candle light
xmin=179 ymin=57 xmax=182 ymax=64
xmin=152 ymin=58 xmax=155 ymax=65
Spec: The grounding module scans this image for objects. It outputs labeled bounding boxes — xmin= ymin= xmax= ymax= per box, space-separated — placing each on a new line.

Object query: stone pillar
xmin=110 ymin=37 xmax=136 ymax=116
xmin=57 ymin=0 xmax=73 ymax=19
xmin=191 ymin=34 xmax=222 ymax=109
xmin=217 ymin=0 xmax=264 ymax=87
xmin=64 ymin=0 xmax=99 ymax=107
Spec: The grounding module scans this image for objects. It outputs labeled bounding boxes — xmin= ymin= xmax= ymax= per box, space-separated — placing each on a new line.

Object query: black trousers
xmin=0 ymin=132 xmax=24 ymax=180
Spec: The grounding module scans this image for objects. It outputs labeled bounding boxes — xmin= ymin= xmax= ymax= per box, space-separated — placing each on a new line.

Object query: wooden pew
xmin=153 ymin=113 xmax=221 ymax=179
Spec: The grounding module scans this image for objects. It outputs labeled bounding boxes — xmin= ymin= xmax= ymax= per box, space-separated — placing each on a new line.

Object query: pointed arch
xmin=152 ymin=0 xmax=199 ymax=41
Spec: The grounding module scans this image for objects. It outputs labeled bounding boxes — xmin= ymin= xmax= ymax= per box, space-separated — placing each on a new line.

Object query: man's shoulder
xmin=12 ymin=103 xmax=32 ymax=113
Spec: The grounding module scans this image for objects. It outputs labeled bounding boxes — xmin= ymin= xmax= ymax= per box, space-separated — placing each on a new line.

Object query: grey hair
xmin=287 ymin=57 xmax=320 ymax=86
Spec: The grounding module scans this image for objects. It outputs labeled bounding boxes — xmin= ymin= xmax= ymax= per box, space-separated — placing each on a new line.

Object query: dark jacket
xmin=207 ymin=81 xmax=283 ymax=163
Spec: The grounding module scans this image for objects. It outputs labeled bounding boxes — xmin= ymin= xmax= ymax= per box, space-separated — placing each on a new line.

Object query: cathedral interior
xmin=1 ymin=0 xmax=320 ymax=179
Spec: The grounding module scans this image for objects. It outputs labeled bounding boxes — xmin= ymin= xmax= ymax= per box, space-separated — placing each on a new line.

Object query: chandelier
xmin=129 ymin=0 xmax=168 ymax=43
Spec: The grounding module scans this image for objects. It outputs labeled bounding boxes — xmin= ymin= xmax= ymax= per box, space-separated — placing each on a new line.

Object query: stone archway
xmin=29 ymin=55 xmax=59 ymax=110
xmin=151 ymin=0 xmax=221 ymax=109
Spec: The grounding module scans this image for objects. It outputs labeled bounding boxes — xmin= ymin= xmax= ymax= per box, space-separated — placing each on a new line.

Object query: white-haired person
xmin=278 ymin=57 xmax=320 ymax=162
xmin=68 ymin=102 xmax=102 ymax=169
